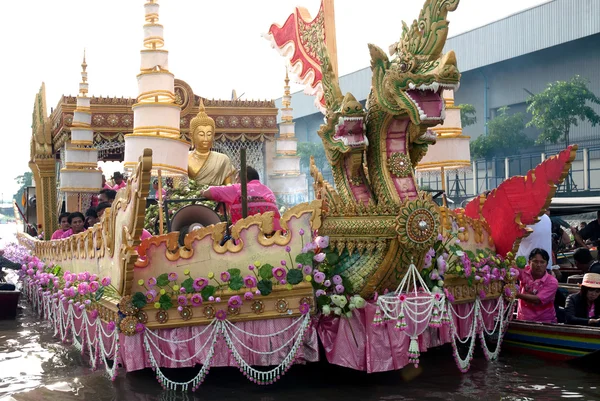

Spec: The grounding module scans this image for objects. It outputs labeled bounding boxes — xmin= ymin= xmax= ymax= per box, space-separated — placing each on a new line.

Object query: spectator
xmin=85 ymin=207 xmax=99 ymax=228
xmin=112 ymin=172 xmax=126 ymax=190
xmin=61 ymin=212 xmax=85 ymax=238
xmin=568 ymin=248 xmax=600 ymax=284
xmin=564 ymin=273 xmax=600 ymax=326
xmin=51 ymin=212 xmax=70 ymax=240
xmin=96 ymin=202 xmax=112 ymax=220
xmin=98 ymin=189 xmax=117 ymax=205
xmin=573 ymin=211 xmax=600 ymax=247
xmin=152 ymin=179 xmax=167 ymax=199
xmin=516 ymin=248 xmax=559 ymax=323
xmin=579 ymin=222 xmax=587 ymax=231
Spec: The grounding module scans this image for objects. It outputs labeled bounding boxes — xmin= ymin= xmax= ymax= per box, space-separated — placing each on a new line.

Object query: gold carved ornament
xmin=395 ymin=198 xmax=440 ymax=250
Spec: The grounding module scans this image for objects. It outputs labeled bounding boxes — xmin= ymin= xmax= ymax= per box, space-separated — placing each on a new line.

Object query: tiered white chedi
xmin=415 ymin=90 xmax=471 ymax=188
xmin=123 ymin=0 xmax=189 ymax=176
xmin=268 ymin=72 xmax=308 ymax=205
xmin=59 ymin=54 xmax=102 ymax=204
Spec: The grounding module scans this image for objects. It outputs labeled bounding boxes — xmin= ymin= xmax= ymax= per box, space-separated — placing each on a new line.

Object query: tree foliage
xmin=297 ymin=142 xmax=328 ymax=172
xmin=470 ymin=107 xmax=531 ymax=159
xmin=13 ymin=171 xmax=33 ymax=205
xmin=527 ymin=75 xmax=600 ymax=146
xmin=458 ymin=104 xmax=477 ymax=128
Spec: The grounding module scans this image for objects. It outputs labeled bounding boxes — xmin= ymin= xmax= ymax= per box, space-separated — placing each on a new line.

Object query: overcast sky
xmin=0 ymin=0 xmax=549 ymax=199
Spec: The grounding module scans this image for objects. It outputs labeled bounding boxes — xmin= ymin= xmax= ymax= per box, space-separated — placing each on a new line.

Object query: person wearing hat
xmin=564 ymin=273 xmax=600 ymax=326
xmin=112 ymin=172 xmax=126 ymax=190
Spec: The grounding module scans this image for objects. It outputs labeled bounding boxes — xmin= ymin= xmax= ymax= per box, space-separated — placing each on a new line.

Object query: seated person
xmin=61 ymin=212 xmax=85 ymax=238
xmin=85 ymin=207 xmax=99 ymax=229
xmin=564 ymin=273 xmax=600 ymax=326
xmin=200 ymin=166 xmax=282 ymax=232
xmin=516 ymin=248 xmax=559 ymax=323
xmin=96 ymin=201 xmax=151 ymax=244
xmin=151 ymin=179 xmax=167 ymax=200
xmin=572 ymin=211 xmax=600 ymax=248
xmin=111 ymin=172 xmax=127 ymax=190
xmin=566 ymin=248 xmax=600 ymax=284
xmin=51 ymin=212 xmax=70 ymax=240
xmin=98 ymin=189 xmax=117 ymax=205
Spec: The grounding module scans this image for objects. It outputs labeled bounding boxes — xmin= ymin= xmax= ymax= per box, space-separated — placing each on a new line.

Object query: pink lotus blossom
xmin=299 ymin=228 xmax=305 ymax=235
xmin=244 ymin=291 xmax=254 ymax=301
xmin=281 ymin=260 xmax=287 ymax=266
xmin=193 ymin=278 xmax=208 ymax=291
xmin=177 ymin=306 xmax=183 ymax=312
xmin=324 ymin=280 xmax=331 ymax=287
xmin=430 ymin=270 xmax=440 ymax=280
xmin=315 ymin=236 xmax=329 ymax=249
xmin=27 ymin=269 xmax=34 ymax=276
xmin=79 ymin=304 xmax=86 ymax=310
xmin=313 ymin=271 xmax=326 ymax=284
xmin=78 ymin=282 xmax=89 ymax=295
xmin=89 ymin=281 xmax=100 ymax=293
xmin=244 ymin=275 xmax=257 ymax=288
xmin=191 ymin=294 xmax=203 ymax=306
xmin=303 ymin=265 xmax=313 ymax=275
xmin=272 ymin=267 xmax=287 ymax=280
xmin=285 ymin=246 xmax=292 ymax=253
xmin=255 ymin=290 xmax=261 ymax=295
xmin=77 ymin=273 xmax=87 ymax=281
xmin=215 ymin=297 xmax=221 ymax=302
xmin=101 ymin=277 xmax=111 ymax=286
xmin=177 ymin=295 xmax=188 ymax=306
xmin=279 ymin=279 xmax=287 ymax=285
xmin=332 ymin=275 xmax=343 ymax=285
xmin=215 ymin=309 xmax=227 ymax=321
xmin=335 ymin=284 xmax=345 ymax=294
xmin=147 ymin=277 xmax=157 ymax=287
xmin=424 ymin=253 xmax=433 ymax=269
xmin=89 ymin=274 xmax=98 ymax=282
xmin=314 ymin=253 xmax=326 ymax=263
xmin=228 ymin=295 xmax=242 ymax=308
xmin=220 ymin=271 xmax=231 ymax=282
xmin=168 ymin=272 xmax=178 ymax=282
xmin=180 ymin=287 xmax=187 ymax=293
xmin=299 ymin=303 xmax=310 ymax=315
xmin=84 ymin=299 xmax=92 ymax=305
xmin=301 ymin=242 xmax=316 ymax=253
xmin=437 ymin=233 xmax=444 ymax=241
xmin=146 ymin=290 xmax=157 ymax=302
xmin=248 ymin=264 xmax=255 ymax=271
xmin=208 ymin=296 xmax=215 ymax=301
xmin=437 ymin=256 xmax=447 ymax=275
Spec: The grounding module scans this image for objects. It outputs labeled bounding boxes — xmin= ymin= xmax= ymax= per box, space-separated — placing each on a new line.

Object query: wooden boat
xmin=504 ymin=320 xmax=600 ymax=361
xmin=0 ymin=289 xmax=20 ymax=319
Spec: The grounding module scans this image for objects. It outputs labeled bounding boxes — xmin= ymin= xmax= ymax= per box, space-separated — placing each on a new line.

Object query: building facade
xmin=277 ymin=0 xmax=600 ymax=199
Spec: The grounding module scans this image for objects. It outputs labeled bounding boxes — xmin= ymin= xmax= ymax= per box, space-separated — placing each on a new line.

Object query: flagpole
xmin=322 ymin=0 xmax=339 ymax=79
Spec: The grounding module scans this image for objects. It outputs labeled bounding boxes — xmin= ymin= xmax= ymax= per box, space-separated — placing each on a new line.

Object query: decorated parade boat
xmin=8 ymin=0 xmax=584 ymax=391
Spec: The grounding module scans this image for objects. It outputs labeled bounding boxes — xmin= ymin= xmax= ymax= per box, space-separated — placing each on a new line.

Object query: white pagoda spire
xmin=59 ymin=51 xmax=102 ymax=211
xmin=123 ymin=0 xmax=189 ymax=176
xmin=268 ymin=69 xmax=308 ymax=206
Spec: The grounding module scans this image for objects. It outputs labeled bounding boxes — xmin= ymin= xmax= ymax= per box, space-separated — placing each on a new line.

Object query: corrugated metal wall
xmin=444 ymin=0 xmax=600 ymax=73
xmin=457 ymin=33 xmax=600 ymax=145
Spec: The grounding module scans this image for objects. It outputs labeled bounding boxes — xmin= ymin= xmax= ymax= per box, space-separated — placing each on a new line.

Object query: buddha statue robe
xmin=188 ymin=151 xmax=236 ymax=186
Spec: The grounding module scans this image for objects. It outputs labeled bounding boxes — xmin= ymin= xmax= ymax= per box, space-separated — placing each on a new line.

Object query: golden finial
xmin=190 ymin=99 xmax=215 ymax=133
xmin=284 ymin=67 xmax=290 ymax=86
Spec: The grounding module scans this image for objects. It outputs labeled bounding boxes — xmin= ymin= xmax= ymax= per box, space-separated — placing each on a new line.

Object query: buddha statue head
xmin=189 ymin=99 xmax=215 ymax=153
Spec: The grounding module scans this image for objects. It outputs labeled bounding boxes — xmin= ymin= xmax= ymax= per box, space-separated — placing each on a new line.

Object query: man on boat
xmin=111 ymin=172 xmax=127 ymax=190
xmin=516 ymin=248 xmax=559 ymax=323
xmin=98 ymin=189 xmax=116 ymax=205
xmin=572 ymin=211 xmax=600 ymax=248
xmin=51 ymin=213 xmax=70 ymax=240
xmin=567 ymin=248 xmax=600 ymax=284
xmin=60 ymin=212 xmax=85 ymax=238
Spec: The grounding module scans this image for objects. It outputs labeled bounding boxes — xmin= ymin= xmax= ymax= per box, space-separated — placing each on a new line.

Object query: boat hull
xmin=504 ymin=320 xmax=600 ymax=361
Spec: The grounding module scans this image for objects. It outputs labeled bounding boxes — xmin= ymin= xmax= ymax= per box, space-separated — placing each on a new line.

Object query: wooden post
xmin=323 ymin=0 xmax=339 ymax=79
xmin=157 ymin=169 xmax=165 ymax=235
xmin=240 ymin=148 xmax=248 ymax=219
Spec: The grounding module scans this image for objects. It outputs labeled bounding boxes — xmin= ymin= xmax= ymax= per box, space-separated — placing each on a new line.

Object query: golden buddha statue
xmin=188 ymin=100 xmax=236 ymax=186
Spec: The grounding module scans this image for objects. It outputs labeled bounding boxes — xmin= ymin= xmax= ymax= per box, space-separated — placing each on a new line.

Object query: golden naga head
xmin=190 ymin=99 xmax=215 ymax=151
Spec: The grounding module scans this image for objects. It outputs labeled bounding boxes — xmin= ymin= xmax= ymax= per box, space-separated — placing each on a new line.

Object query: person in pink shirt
xmin=51 ymin=213 xmax=70 ymax=240
xmin=517 ymin=248 xmax=559 ymax=323
xmin=152 ymin=179 xmax=167 ymax=199
xmin=111 ymin=172 xmax=127 ymax=190
xmin=61 ymin=212 xmax=85 ymax=239
xmin=200 ymin=166 xmax=281 ymax=232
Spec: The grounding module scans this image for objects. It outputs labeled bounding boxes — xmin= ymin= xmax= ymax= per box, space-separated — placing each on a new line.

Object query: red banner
xmin=265 ymin=1 xmax=326 ymax=111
